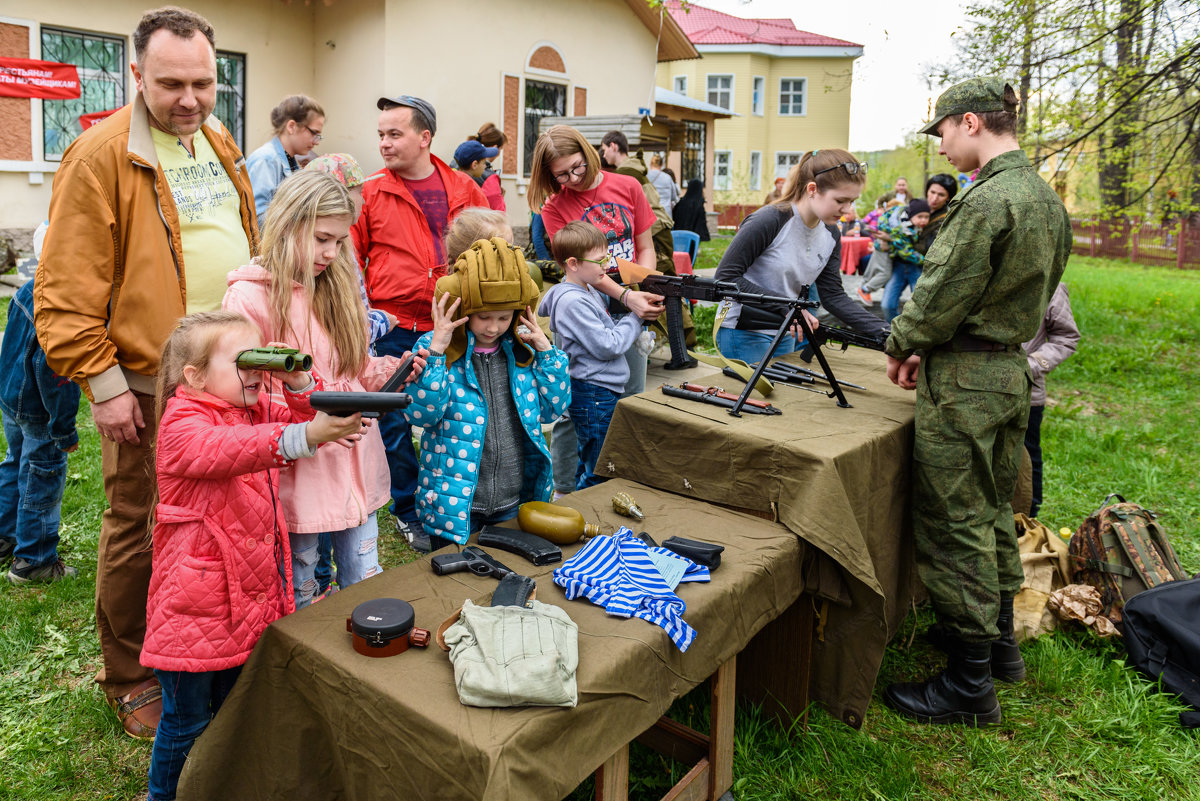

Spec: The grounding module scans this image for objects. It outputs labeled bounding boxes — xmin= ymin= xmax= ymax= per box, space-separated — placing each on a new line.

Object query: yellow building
xmin=656 ymin=1 xmax=861 ymax=204
xmin=0 ymin=0 xmax=696 ymax=243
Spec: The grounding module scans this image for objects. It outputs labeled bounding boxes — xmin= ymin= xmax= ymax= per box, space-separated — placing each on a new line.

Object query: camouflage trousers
xmin=912 ymin=350 xmax=1031 ymax=643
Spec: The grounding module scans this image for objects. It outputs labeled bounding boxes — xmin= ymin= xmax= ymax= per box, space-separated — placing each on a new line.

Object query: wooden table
xmin=177 ymin=480 xmax=808 ymax=801
xmin=598 ymin=346 xmax=920 ymax=727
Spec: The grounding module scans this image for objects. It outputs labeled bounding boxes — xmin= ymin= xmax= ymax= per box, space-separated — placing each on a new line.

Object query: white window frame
xmin=706 ymin=74 xmax=734 ymax=112
xmin=752 ymin=76 xmax=765 ymax=116
xmin=714 ymin=150 xmax=732 ymax=191
xmin=775 ymin=151 xmax=803 ymax=180
xmin=39 ymin=25 xmax=128 ymax=162
xmin=749 ymin=151 xmax=762 ymax=191
xmin=779 ymin=77 xmax=807 ymax=117
xmin=673 ymin=75 xmax=688 ymax=96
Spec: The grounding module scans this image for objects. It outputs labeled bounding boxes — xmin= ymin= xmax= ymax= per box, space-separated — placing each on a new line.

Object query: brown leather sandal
xmin=111 ymin=679 xmax=162 ymax=740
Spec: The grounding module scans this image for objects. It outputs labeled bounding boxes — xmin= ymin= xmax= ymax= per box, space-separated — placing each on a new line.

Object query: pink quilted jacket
xmin=223 ymin=262 xmax=400 ymax=533
xmin=141 ymin=387 xmax=313 ymax=672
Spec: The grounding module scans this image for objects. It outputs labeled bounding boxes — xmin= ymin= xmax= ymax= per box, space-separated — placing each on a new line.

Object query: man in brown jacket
xmin=34 ymin=7 xmax=256 ymax=739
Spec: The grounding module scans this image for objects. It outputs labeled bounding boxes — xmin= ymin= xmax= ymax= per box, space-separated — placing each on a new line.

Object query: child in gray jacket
xmin=539 ymin=222 xmax=652 ymax=488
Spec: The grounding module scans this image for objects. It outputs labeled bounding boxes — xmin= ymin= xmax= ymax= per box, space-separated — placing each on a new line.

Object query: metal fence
xmin=1071 ymin=218 xmax=1200 ymax=269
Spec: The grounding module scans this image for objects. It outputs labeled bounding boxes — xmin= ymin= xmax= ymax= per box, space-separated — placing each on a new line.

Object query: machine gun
xmin=798 ymin=324 xmax=889 ymax=363
xmin=639 ymin=273 xmax=857 ymax=411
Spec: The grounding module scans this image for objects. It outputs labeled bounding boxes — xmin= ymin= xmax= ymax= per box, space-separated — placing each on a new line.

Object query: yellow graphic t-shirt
xmin=152 ymin=127 xmax=253 ymax=313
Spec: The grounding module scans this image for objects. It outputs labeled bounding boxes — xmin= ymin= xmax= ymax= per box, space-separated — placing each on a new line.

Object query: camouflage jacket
xmin=885 ymin=149 xmax=1072 ymax=359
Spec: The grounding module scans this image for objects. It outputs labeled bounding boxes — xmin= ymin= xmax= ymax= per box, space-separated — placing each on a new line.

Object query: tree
xmin=936 ymin=0 xmax=1200 ymax=220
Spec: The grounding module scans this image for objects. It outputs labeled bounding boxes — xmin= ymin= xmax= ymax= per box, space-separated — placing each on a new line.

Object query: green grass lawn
xmin=2 ymin=254 xmax=1198 ymax=800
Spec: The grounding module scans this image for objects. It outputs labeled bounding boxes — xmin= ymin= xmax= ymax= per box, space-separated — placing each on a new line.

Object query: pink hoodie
xmin=223 ymin=261 xmax=398 ymax=533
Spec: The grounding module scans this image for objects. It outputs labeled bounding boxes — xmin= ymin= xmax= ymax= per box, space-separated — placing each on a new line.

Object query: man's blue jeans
xmin=147 ymin=666 xmax=242 ymax=801
xmin=0 ymin=416 xmax=69 ymax=567
xmin=570 ymin=379 xmax=619 ymax=489
xmin=372 ymin=326 xmax=423 ymax=523
xmin=882 ymin=261 xmax=923 ymax=323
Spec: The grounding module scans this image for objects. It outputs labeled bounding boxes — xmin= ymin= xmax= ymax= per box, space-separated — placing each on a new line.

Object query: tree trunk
xmin=1098 ymin=0 xmax=1142 ymax=217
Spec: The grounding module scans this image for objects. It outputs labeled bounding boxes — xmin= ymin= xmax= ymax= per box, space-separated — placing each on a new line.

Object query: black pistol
xmin=430 ymin=546 xmax=513 ymax=579
xmin=309 ymin=353 xmax=416 ymax=418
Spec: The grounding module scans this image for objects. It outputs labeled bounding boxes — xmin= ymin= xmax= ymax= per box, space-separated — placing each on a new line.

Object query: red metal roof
xmin=663 ymin=1 xmax=861 ymax=48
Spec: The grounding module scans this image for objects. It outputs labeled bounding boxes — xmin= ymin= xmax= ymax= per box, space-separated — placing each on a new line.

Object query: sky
xmin=693 ymin=0 xmax=972 ymax=152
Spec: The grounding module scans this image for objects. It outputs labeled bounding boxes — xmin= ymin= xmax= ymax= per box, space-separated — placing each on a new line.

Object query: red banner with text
xmin=0 ymin=57 xmax=81 ymax=100
xmin=80 ymin=108 xmax=120 ymax=129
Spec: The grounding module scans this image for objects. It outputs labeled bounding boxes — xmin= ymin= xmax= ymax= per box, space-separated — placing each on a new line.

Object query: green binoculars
xmin=235 ymin=347 xmax=313 ymax=372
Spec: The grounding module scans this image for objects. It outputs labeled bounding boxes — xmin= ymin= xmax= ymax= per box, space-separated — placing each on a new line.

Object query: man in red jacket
xmin=352 ymin=95 xmax=488 ymax=550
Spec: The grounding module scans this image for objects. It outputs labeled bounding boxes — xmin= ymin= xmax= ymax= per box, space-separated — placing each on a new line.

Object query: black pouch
xmin=1121 ymin=576 xmax=1200 ymax=728
xmin=662 ymin=536 xmax=724 ymax=570
xmin=735 ymin=303 xmax=788 ymax=331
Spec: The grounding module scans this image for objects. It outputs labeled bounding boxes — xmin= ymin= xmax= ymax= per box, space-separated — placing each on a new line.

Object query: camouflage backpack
xmin=1068 ymin=494 xmax=1188 ymax=625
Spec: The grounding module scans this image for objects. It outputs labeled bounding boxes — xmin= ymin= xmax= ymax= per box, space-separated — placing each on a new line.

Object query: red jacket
xmin=141 ymin=386 xmax=315 ymax=672
xmin=351 ymin=156 xmax=488 ymax=331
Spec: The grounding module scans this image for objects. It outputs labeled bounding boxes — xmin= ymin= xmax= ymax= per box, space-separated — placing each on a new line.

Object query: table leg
xmin=709 ymin=658 xmax=735 ymax=799
xmin=594 ymin=744 xmax=629 ymax=801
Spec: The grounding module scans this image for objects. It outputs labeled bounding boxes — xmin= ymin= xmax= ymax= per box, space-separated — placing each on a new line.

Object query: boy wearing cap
xmin=352 ymin=95 xmax=489 ymax=544
xmin=882 ymin=77 xmax=1072 ymax=726
xmin=454 ymin=140 xmax=505 ymax=212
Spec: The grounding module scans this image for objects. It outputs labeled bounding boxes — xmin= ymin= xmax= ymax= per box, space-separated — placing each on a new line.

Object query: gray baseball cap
xmin=919 ymin=77 xmax=1016 ymax=136
xmin=376 ymin=94 xmax=437 ymax=136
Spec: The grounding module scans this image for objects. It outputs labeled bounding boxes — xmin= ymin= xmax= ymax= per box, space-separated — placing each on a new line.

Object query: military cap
xmin=919 ymin=77 xmax=1017 ymax=136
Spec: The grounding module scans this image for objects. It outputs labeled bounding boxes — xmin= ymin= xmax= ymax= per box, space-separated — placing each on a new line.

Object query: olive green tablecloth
xmin=597 ymin=346 xmax=920 ymax=728
xmin=178 ymin=479 xmax=804 ymax=801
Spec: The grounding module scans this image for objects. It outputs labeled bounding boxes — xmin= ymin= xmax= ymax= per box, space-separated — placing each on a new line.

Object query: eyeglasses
xmin=813 ymin=161 xmax=868 ymax=178
xmin=305 ymin=125 xmax=323 ymax=144
xmin=579 ymin=256 xmax=609 ymax=266
xmin=553 ymin=162 xmax=588 ymax=184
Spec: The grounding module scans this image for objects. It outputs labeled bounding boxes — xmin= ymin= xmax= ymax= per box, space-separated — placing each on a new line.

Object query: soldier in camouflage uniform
xmin=881 ymin=77 xmax=1072 ymax=726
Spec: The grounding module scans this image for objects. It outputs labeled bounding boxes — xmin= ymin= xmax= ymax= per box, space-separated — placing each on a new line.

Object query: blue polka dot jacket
xmin=404 ymin=331 xmax=572 ymax=544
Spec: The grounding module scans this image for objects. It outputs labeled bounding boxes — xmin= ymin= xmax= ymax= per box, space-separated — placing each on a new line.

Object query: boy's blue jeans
xmin=570 ymin=379 xmax=619 ymax=489
xmin=147 ymin=666 xmax=242 ymax=801
xmin=0 ymin=416 xmax=69 ymax=566
xmin=882 ymin=261 xmax=923 ymax=323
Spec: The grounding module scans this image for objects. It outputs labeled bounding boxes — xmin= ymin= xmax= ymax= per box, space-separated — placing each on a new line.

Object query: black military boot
xmin=883 ymin=639 xmax=1001 ymax=726
xmin=991 ymin=596 xmax=1026 ymax=682
xmin=922 ymin=597 xmax=1026 ymax=682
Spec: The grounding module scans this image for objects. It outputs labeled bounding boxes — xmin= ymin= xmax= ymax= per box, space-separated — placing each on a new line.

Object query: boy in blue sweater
xmin=540 ymin=222 xmax=653 ymax=488
xmin=0 ymin=278 xmax=81 ymax=583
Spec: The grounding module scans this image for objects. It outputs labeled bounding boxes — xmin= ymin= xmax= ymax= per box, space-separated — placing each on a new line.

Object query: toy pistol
xmin=236 ymin=346 xmax=313 ymax=372
xmin=430 ymin=546 xmax=514 ymax=580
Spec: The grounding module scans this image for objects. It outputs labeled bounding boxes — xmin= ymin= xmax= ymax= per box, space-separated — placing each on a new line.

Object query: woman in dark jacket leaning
xmin=713 ymin=149 xmax=885 ymax=365
xmin=672 ymin=179 xmax=710 ymax=242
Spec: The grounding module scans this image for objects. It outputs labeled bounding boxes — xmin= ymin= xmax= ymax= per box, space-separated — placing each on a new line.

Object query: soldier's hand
xmin=887 ymin=354 xmax=921 ymax=390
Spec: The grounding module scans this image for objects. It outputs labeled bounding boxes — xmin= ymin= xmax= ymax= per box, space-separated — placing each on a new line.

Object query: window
xmin=779 ymin=78 xmax=807 ymax=116
xmin=776 ymin=152 xmax=803 ymax=180
xmin=707 ymin=75 xmax=732 ymax=111
xmin=714 ymin=151 xmax=731 ymax=191
xmin=523 ymin=79 xmax=567 ymax=177
xmin=681 ymin=120 xmax=705 ymax=184
xmin=40 ymin=27 xmax=126 ymax=160
xmin=215 ymin=51 xmax=246 ymax=152
xmin=674 ymin=75 xmax=687 ymax=96
xmin=752 ymin=76 xmax=764 ymax=116
xmin=749 ymin=151 xmax=762 ymax=191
